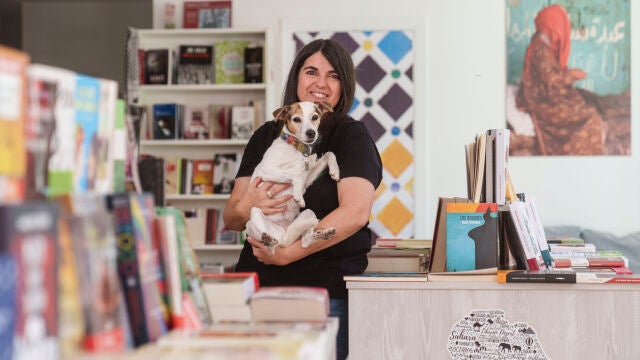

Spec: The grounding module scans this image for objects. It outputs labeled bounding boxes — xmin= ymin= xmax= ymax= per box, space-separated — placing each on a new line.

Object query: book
xmin=201 ymin=272 xmax=259 ymax=307
xmin=499 ymin=269 xmax=576 ymax=283
xmin=215 ymin=40 xmax=250 ymax=84
xmin=183 ymin=209 xmax=207 ymax=246
xmin=576 ymin=273 xmax=640 ymax=284
xmin=343 ymin=272 xmax=429 ymax=282
xmin=177 ymin=45 xmax=214 ymax=85
xmin=27 ymin=64 xmax=77 ymax=196
xmin=154 ymin=210 xmax=185 ymax=328
xmin=549 ymin=243 xmax=597 ymax=253
xmin=366 ymin=247 xmax=429 ymax=273
xmin=153 ymin=103 xmax=181 ymax=140
xmin=208 ymin=105 xmax=232 ymax=139
xmin=375 ymin=238 xmax=433 ymax=249
xmin=553 ymin=256 xmax=628 ymax=268
xmin=145 ymin=49 xmax=170 ymax=85
xmin=231 ymin=105 xmax=255 ymax=139
xmin=1 ymin=202 xmax=60 ymax=358
xmin=191 ymin=159 xmax=215 ymax=195
xmin=504 ymin=201 xmax=544 ymax=271
xmin=183 ymin=105 xmax=210 ymax=139
xmin=213 ymin=153 xmax=237 ymax=194
xmin=446 ymin=202 xmax=499 ymax=272
xmin=0 ymin=253 xmax=16 ymax=360
xmin=209 ymin=304 xmax=252 ymax=323
xmin=164 ymin=157 xmax=181 ymax=195
xmin=250 ymin=287 xmax=329 ymax=322
xmin=489 ymin=128 xmax=510 ymax=205
xmin=138 ymin=155 xmax=165 ymax=206
xmin=0 ymin=45 xmax=29 ymax=203
xmin=428 ymin=268 xmax=498 ymax=282
xmin=204 ymin=208 xmax=219 ymax=244
xmin=429 ymin=197 xmax=469 ymax=272
xmin=183 ymin=1 xmax=231 ymax=29
xmin=244 ymin=46 xmax=263 ymax=83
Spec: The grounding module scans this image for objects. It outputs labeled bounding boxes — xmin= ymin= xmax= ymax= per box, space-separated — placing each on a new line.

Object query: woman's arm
xmin=247 ymin=176 xmax=375 ymax=265
xmin=223 ymin=176 xmax=292 ymax=231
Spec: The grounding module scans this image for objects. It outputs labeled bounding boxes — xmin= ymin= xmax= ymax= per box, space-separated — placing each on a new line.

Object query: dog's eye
xmin=292 ymin=116 xmax=301 ymax=123
xmin=312 ymin=114 xmax=319 ymax=121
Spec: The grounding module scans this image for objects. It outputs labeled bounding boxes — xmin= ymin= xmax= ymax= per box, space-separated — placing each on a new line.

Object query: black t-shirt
xmin=234 ymin=113 xmax=382 ymax=298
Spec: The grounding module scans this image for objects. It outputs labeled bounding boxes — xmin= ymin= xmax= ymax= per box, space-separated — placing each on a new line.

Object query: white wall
xmin=154 ymin=0 xmax=640 ymax=237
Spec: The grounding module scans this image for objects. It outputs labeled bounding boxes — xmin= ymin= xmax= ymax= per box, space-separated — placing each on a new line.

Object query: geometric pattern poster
xmin=506 ymin=0 xmax=631 ymax=156
xmin=294 ymin=31 xmax=415 ymax=239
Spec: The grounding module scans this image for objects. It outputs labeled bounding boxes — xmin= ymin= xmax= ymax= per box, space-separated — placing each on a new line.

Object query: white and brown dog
xmin=245 ymin=101 xmax=340 ymax=252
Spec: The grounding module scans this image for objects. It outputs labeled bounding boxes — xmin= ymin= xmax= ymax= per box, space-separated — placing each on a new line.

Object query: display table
xmin=347 ymin=281 xmax=640 ymax=360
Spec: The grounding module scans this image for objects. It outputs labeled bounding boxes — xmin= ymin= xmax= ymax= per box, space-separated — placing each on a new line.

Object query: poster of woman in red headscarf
xmin=506 ymin=1 xmax=630 ymax=156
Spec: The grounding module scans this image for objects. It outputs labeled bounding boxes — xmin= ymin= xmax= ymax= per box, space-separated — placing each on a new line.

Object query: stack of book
xmin=201 ymin=272 xmax=259 ymax=323
xmin=366 ymin=238 xmax=431 ymax=273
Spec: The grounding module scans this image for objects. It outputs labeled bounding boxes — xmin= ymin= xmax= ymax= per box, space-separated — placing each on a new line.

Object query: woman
xmin=223 ymin=39 xmax=382 ymax=360
xmin=517 ymin=4 xmax=604 ymax=155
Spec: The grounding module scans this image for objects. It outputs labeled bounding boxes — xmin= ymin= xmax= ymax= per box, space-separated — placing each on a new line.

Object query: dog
xmin=245 ymin=101 xmax=340 ymax=252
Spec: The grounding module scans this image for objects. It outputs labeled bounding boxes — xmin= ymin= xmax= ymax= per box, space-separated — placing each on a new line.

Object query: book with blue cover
xmin=446 ymin=203 xmax=499 ymax=272
xmin=153 ymin=103 xmax=181 ymax=140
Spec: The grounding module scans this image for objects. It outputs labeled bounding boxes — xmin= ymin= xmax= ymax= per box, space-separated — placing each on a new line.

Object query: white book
xmin=491 ymin=128 xmax=510 ymax=205
xmin=231 ymin=105 xmax=255 ymax=139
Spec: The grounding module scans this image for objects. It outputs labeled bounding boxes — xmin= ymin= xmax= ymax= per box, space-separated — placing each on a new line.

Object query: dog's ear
xmin=314 ymin=101 xmax=333 ymax=115
xmin=272 ymin=105 xmax=290 ymax=121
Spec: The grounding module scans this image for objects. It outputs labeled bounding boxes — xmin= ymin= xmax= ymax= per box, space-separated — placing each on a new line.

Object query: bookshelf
xmin=135 ymin=28 xmax=272 ymax=266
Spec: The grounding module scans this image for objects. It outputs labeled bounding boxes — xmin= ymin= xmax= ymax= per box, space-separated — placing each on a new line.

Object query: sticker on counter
xmin=447 ymin=309 xmax=547 ymax=359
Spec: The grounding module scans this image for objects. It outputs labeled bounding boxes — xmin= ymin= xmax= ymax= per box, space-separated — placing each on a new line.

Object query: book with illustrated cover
xmin=177 ymin=45 xmax=213 ymax=85
xmin=183 ymin=1 xmax=231 ymax=29
xmin=213 ymin=153 xmax=237 ymax=194
xmin=231 ymin=105 xmax=254 ymax=139
xmin=191 ymin=159 xmax=214 ymax=195
xmin=208 ymin=105 xmax=232 ymax=139
xmin=153 ymin=103 xmax=181 ymax=140
xmin=244 ymin=46 xmax=263 ymax=83
xmin=164 ymin=157 xmax=181 ymax=195
xmin=0 ymin=45 xmax=29 ymax=203
xmin=446 ymin=202 xmax=499 ymax=272
xmin=215 ymin=40 xmax=250 ymax=84
xmin=73 ymin=74 xmax=101 ymax=193
xmin=1 ymin=201 xmax=60 ymax=359
xmin=145 ymin=49 xmax=170 ymax=85
xmin=183 ymin=105 xmax=210 ymax=139
xmin=429 ymin=197 xmax=469 ymax=272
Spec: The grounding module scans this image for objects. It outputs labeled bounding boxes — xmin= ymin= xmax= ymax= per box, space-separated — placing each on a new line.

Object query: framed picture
xmin=506 ymin=0 xmax=631 ymax=156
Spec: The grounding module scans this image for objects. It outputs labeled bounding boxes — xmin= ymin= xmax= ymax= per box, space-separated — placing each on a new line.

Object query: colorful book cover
xmin=215 ymin=40 xmax=250 ymax=84
xmin=446 ymin=203 xmax=499 ymax=272
xmin=128 ymin=193 xmax=169 ymax=341
xmin=144 ymin=49 xmax=169 ymax=85
xmin=183 ymin=1 xmax=231 ymax=29
xmin=25 ymin=78 xmax=56 ymax=200
xmin=1 ymin=201 xmax=59 ymax=359
xmin=0 ymin=252 xmax=16 ymax=360
xmin=191 ymin=159 xmax=214 ymax=195
xmin=153 ymin=103 xmax=180 ymax=140
xmin=182 ymin=105 xmax=210 ymax=139
xmin=69 ymin=211 xmax=126 ymax=352
xmin=164 ymin=157 xmax=181 ymax=195
xmin=213 ymin=153 xmax=237 ymax=194
xmin=28 ymin=64 xmax=77 ymax=196
xmin=177 ymin=45 xmax=214 ymax=85
xmin=0 ymin=45 xmax=29 ymax=203
xmin=73 ymin=74 xmax=101 ymax=193
xmin=94 ymin=79 xmax=118 ymax=194
xmin=111 ymin=99 xmax=127 ymax=192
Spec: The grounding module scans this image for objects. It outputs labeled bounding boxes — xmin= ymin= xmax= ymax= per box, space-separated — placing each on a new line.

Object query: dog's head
xmin=272 ymin=101 xmax=333 ymax=144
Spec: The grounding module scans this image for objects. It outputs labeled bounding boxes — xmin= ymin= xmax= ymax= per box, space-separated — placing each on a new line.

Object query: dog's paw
xmin=293 ymin=195 xmax=305 ymax=208
xmin=261 ymin=232 xmax=278 ymax=246
xmin=313 ymin=227 xmax=336 ymax=240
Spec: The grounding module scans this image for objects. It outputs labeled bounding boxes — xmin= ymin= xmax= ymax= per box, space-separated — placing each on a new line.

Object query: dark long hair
xmin=282 ymin=39 xmax=355 ymax=116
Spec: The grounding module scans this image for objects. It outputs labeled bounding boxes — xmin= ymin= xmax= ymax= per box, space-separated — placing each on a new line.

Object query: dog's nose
xmin=306 ymin=129 xmax=316 ymax=139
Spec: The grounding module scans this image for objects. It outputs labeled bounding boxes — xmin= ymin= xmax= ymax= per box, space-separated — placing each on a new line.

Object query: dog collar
xmin=280 ymin=131 xmax=314 ymax=156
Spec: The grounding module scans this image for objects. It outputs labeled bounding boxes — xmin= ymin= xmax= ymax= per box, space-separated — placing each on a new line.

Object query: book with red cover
xmin=553 ymin=256 xmax=628 ymax=268
xmin=576 ymin=273 xmax=640 ymax=284
xmin=1 ymin=202 xmax=59 ymax=357
xmin=183 ymin=1 xmax=231 ymax=29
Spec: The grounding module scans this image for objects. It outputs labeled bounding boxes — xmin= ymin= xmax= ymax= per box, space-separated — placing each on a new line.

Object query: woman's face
xmin=296 ymin=51 xmax=342 ymax=108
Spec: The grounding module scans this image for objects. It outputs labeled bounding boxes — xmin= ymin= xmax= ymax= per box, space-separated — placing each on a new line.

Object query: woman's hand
xmin=247 ymin=236 xmax=296 ymax=266
xmin=248 ymin=177 xmax=292 ymax=215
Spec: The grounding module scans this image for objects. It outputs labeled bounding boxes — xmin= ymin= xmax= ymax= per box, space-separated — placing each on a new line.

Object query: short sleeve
xmin=331 ymin=121 xmax=382 ymax=188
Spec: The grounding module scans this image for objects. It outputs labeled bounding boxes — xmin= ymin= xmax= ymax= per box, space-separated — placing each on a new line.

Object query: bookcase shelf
xmin=135 ymin=27 xmax=271 ymax=267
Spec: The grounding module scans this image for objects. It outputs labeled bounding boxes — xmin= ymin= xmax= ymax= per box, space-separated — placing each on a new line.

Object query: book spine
xmin=507 ymin=203 xmax=539 ymax=271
